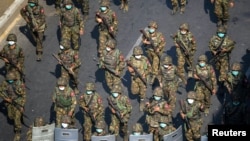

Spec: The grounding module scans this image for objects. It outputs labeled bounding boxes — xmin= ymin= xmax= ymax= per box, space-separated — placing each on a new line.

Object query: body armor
xmin=55 ymin=88 xmax=72 ymax=108
xmin=103 ymin=50 xmax=119 ymax=70
xmin=160 ymin=66 xmax=177 ymax=82
xmin=61 ymin=8 xmax=77 ymax=27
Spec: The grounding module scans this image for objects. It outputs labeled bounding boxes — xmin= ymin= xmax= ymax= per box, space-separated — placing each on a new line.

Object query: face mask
xmin=96 ymin=128 xmax=103 ymax=133
xmin=233 ymin=101 xmax=240 ymax=106
xmin=59 ymin=86 xmax=65 ymax=91
xmin=60 ymin=45 xmax=64 ymax=50
xmin=8 ymin=41 xmax=15 ymax=46
xmin=106 ymin=47 xmax=111 ymax=51
xmin=199 ymin=62 xmax=206 ymax=67
xmin=133 ymin=132 xmax=141 ymax=136
xmin=100 ymin=6 xmax=107 ymax=12
xmin=29 ymin=3 xmax=36 ymax=7
xmin=86 ymin=90 xmax=93 ymax=95
xmin=65 ymin=5 xmax=72 ymax=10
xmin=7 ymin=80 xmax=14 ymax=84
xmin=187 ymin=99 xmax=194 ymax=104
xmin=180 ymin=30 xmax=187 ymax=35
xmin=148 ymin=28 xmax=155 ymax=34
xmin=61 ymin=123 xmax=69 ymax=128
xmin=217 ymin=33 xmax=225 ymax=38
xmin=232 ymin=71 xmax=239 ymax=76
xmin=135 ymin=55 xmax=141 ymax=59
xmin=163 ymin=65 xmax=169 ymax=69
xmin=154 ymin=96 xmax=161 ymax=101
xmin=160 ymin=123 xmax=167 ymax=128
xmin=112 ymin=92 xmax=119 ymax=98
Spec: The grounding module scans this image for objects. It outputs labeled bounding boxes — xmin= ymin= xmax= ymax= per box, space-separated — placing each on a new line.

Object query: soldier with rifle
xmin=53 ymin=39 xmax=81 ymax=94
xmin=78 ymin=82 xmax=105 ymax=141
xmin=99 ymin=39 xmax=125 ymax=91
xmin=179 ymin=91 xmax=203 ymax=141
xmin=193 ymin=55 xmax=218 ymax=116
xmin=0 ymin=34 xmax=25 ymax=81
xmin=172 ymin=23 xmax=197 ymax=79
xmin=96 ymin=0 xmax=118 ymax=57
xmin=107 ymin=84 xmax=132 ymax=141
xmin=127 ymin=46 xmax=151 ymax=111
xmin=0 ymin=71 xmax=27 ymax=141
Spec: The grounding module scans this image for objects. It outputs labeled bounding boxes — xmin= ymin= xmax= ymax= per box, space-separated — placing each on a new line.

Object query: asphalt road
xmin=0 ymin=0 xmax=250 ymax=141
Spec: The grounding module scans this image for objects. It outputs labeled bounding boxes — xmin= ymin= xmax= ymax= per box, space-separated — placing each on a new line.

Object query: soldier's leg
xmin=113 ymin=74 xmax=122 ymax=87
xmin=105 ymin=71 xmax=113 ymax=90
xmin=121 ymin=122 xmax=129 ymax=141
xmin=187 ymin=55 xmax=194 ymax=78
xmin=180 ymin=0 xmax=187 ymax=14
xmin=177 ymin=54 xmax=186 ymax=84
xmin=222 ymin=1 xmax=230 ymax=28
xmin=61 ymin=26 xmax=72 ymax=47
xmin=218 ymin=58 xmax=229 ymax=83
xmin=72 ymin=29 xmax=80 ymax=51
xmin=204 ymin=89 xmax=211 ymax=116
xmin=83 ymin=115 xmax=92 ymax=141
xmin=169 ymin=86 xmax=178 ymax=113
xmin=138 ymin=79 xmax=147 ymax=111
xmin=149 ymin=53 xmax=160 ymax=85
xmin=190 ymin=120 xmax=202 ymax=141
xmin=98 ymin=31 xmax=108 ymax=57
xmin=120 ymin=0 xmax=125 ymax=10
xmin=6 ymin=104 xmax=14 ymax=120
xmin=109 ymin=115 xmax=120 ymax=136
xmin=55 ymin=108 xmax=67 ymax=127
xmin=82 ymin=0 xmax=89 ymax=15
xmin=35 ymin=31 xmax=44 ymax=61
xmin=131 ymin=78 xmax=139 ymax=95
xmin=171 ymin=0 xmax=178 ymax=15
xmin=214 ymin=0 xmax=223 ymax=26
xmin=13 ymin=109 xmax=22 ymax=141
xmin=55 ymin=0 xmax=62 ymax=15
xmin=185 ymin=129 xmax=193 ymax=141
xmin=124 ymin=0 xmax=129 ymax=12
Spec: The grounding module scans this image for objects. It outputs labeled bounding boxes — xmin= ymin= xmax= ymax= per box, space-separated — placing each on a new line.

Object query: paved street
xmin=0 ymin=0 xmax=250 ymax=140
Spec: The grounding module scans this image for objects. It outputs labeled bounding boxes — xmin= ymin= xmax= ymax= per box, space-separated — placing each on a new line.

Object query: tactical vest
xmin=61 ymin=8 xmax=78 ymax=27
xmin=148 ymin=32 xmax=163 ymax=50
xmin=161 ymin=66 xmax=177 ymax=82
xmin=103 ymin=49 xmax=119 ymax=70
xmin=196 ymin=65 xmax=212 ymax=84
xmin=111 ymin=95 xmax=130 ymax=113
xmin=59 ymin=50 xmax=75 ymax=68
xmin=98 ymin=9 xmax=115 ymax=31
xmin=211 ymin=36 xmax=234 ymax=57
xmin=6 ymin=82 xmax=20 ymax=100
xmin=2 ymin=45 xmax=21 ymax=64
xmin=227 ymin=72 xmax=243 ymax=90
xmin=83 ymin=93 xmax=98 ymax=110
xmin=26 ymin=5 xmax=45 ymax=27
xmin=130 ymin=57 xmax=147 ymax=76
xmin=55 ymin=88 xmax=72 ymax=108
xmin=185 ymin=102 xmax=201 ymax=121
xmin=176 ymin=31 xmax=193 ymax=51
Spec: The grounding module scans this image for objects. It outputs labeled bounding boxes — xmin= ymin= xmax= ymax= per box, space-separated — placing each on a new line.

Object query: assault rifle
xmin=83 ymin=95 xmax=96 ymax=124
xmin=209 ymin=37 xmax=226 ymax=63
xmin=179 ymin=100 xmax=192 ymax=130
xmin=196 ymin=73 xmax=213 ymax=94
xmin=96 ymin=12 xmax=116 ymax=39
xmin=140 ymin=29 xmax=156 ymax=51
xmin=126 ymin=60 xmax=147 ymax=86
xmin=107 ymin=97 xmax=124 ymax=123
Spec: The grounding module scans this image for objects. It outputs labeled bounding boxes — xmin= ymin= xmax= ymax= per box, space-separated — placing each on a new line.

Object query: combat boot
xmin=149 ymin=75 xmax=156 ymax=85
xmin=223 ymin=20 xmax=228 ymax=29
xmin=172 ymin=7 xmax=178 ymax=15
xmin=217 ymin=19 xmax=222 ymax=27
xmin=139 ymin=99 xmax=145 ymax=112
xmin=14 ymin=130 xmax=21 ymax=141
xmin=36 ymin=52 xmax=42 ymax=61
xmin=120 ymin=0 xmax=125 ymax=10
xmin=124 ymin=4 xmax=129 ymax=12
xmin=55 ymin=7 xmax=61 ymax=16
xmin=180 ymin=6 xmax=185 ymax=14
xmin=74 ymin=87 xmax=80 ymax=95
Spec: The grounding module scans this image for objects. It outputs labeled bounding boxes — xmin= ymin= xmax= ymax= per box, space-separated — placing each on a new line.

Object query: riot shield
xmin=54 ymin=128 xmax=79 ymax=141
xmin=32 ymin=123 xmax=55 ymax=141
xmin=201 ymin=135 xmax=208 ymax=141
xmin=129 ymin=133 xmax=153 ymax=141
xmin=91 ymin=134 xmax=116 ymax=141
xmin=163 ymin=125 xmax=183 ymax=141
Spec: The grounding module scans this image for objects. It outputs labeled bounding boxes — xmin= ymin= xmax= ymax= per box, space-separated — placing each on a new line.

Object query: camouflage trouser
xmin=5 ymin=103 xmax=22 ymax=132
xmin=61 ymin=66 xmax=79 ymax=88
xmin=176 ymin=48 xmax=193 ymax=80
xmin=145 ymin=49 xmax=159 ymax=76
xmin=109 ymin=114 xmax=129 ymax=136
xmin=61 ymin=25 xmax=80 ymax=50
xmin=55 ymin=0 xmax=62 ymax=9
xmin=214 ymin=56 xmax=229 ymax=82
xmin=27 ymin=24 xmax=45 ymax=54
xmin=185 ymin=119 xmax=202 ymax=141
xmin=162 ymin=81 xmax=178 ymax=113
xmin=130 ymin=76 xmax=147 ymax=100
xmin=195 ymin=85 xmax=211 ymax=111
xmin=81 ymin=0 xmax=89 ymax=14
xmin=171 ymin=0 xmax=187 ymax=10
xmin=105 ymin=70 xmax=122 ymax=90
xmin=55 ymin=107 xmax=75 ymax=127
xmin=214 ymin=0 xmax=230 ymax=21
xmin=148 ymin=126 xmax=159 ymax=141
xmin=99 ymin=30 xmax=112 ymax=57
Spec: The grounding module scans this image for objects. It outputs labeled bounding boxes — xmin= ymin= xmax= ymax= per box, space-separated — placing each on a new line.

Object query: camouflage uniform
xmin=78 ymin=82 xmax=105 ymax=141
xmin=60 ymin=0 xmax=84 ymax=51
xmin=0 ymin=34 xmax=25 ymax=80
xmin=93 ymin=120 xmax=107 ymax=136
xmin=158 ymin=116 xmax=176 ymax=141
xmin=142 ymin=21 xmax=166 ymax=85
xmin=26 ymin=117 xmax=46 ymax=141
xmin=20 ymin=0 xmax=46 ymax=61
xmin=209 ymin=26 xmax=235 ymax=83
xmin=131 ymin=123 xmax=145 ymax=135
xmin=193 ymin=55 xmax=217 ymax=116
xmin=60 ymin=115 xmax=76 ymax=129
xmin=0 ymin=72 xmax=26 ymax=141
xmin=171 ymin=0 xmax=187 ymax=14
xmin=58 ymin=39 xmax=81 ymax=94
xmin=172 ymin=23 xmax=196 ymax=80
xmin=99 ymin=40 xmax=125 ymax=90
xmin=77 ymin=0 xmax=89 ymax=15
xmin=144 ymin=87 xmax=171 ymax=141
xmin=180 ymin=91 xmax=203 ymax=141
xmin=158 ymin=56 xmax=182 ymax=115
xmin=96 ymin=0 xmax=118 ymax=57
xmin=52 ymin=77 xmax=77 ymax=127
xmin=108 ymin=84 xmax=132 ymax=141
xmin=120 ymin=0 xmax=129 ymax=12
xmin=55 ymin=0 xmax=63 ymax=15
xmin=127 ymin=46 xmax=151 ymax=111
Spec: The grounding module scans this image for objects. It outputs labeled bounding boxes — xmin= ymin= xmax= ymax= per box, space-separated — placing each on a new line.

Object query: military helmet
xmin=6 ymin=71 xmax=16 ymax=81
xmin=64 ymin=0 xmax=73 ymax=5
xmin=85 ymin=82 xmax=95 ymax=91
xmin=217 ymin=26 xmax=227 ymax=34
xmin=198 ymin=55 xmax=207 ymax=62
xmin=100 ymin=0 xmax=110 ymax=7
xmin=111 ymin=84 xmax=122 ymax=93
xmin=153 ymin=87 xmax=163 ymax=97
xmin=61 ymin=115 xmax=71 ymax=124
xmin=95 ymin=120 xmax=105 ymax=129
xmin=6 ymin=33 xmax=17 ymax=42
xmin=57 ymin=77 xmax=68 ymax=86
xmin=231 ymin=62 xmax=241 ymax=71
xmin=28 ymin=0 xmax=38 ymax=4
xmin=133 ymin=46 xmax=143 ymax=56
xmin=34 ymin=117 xmax=45 ymax=127
xmin=162 ymin=55 xmax=172 ymax=65
xmin=187 ymin=91 xmax=196 ymax=99
xmin=148 ymin=21 xmax=158 ymax=29
xmin=132 ymin=123 xmax=143 ymax=133
xmin=106 ymin=39 xmax=116 ymax=49
xmin=179 ymin=23 xmax=189 ymax=31
xmin=60 ymin=39 xmax=71 ymax=50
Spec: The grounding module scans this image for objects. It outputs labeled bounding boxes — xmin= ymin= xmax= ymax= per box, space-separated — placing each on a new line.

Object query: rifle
xmin=209 ymin=37 xmax=226 ymax=63
xmin=140 ymin=29 xmax=156 ymax=51
xmin=107 ymin=97 xmax=124 ymax=123
xmin=196 ymin=74 xmax=213 ymax=94
xmin=105 ymin=67 xmax=127 ymax=82
xmin=126 ymin=60 xmax=147 ymax=86
xmin=179 ymin=100 xmax=192 ymax=130
xmin=84 ymin=94 xmax=96 ymax=124
xmin=96 ymin=12 xmax=116 ymax=39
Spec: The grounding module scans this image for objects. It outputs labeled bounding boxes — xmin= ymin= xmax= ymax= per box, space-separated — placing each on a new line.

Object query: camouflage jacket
xmin=0 ymin=44 xmax=25 ymax=66
xmin=60 ymin=6 xmax=84 ymax=29
xmin=127 ymin=56 xmax=151 ymax=77
xmin=158 ymin=65 xmax=180 ymax=85
xmin=173 ymin=31 xmax=196 ymax=55
xmin=58 ymin=49 xmax=81 ymax=70
xmin=108 ymin=95 xmax=132 ymax=118
xmin=96 ymin=9 xmax=118 ymax=32
xmin=209 ymin=35 xmax=235 ymax=57
xmin=224 ymin=71 xmax=247 ymax=94
xmin=180 ymin=100 xmax=202 ymax=121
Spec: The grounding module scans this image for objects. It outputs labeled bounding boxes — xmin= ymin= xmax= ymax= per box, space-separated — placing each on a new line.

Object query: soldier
xmin=108 ymin=84 xmax=132 ymax=141
xmin=0 ymin=71 xmax=26 ymax=141
xmin=26 ymin=116 xmax=47 ymax=141
xmin=171 ymin=0 xmax=187 ymax=14
xmin=208 ymin=26 xmax=235 ymax=85
xmin=20 ymin=0 xmax=46 ymax=61
xmin=78 ymin=82 xmax=105 ymax=141
xmin=127 ymin=46 xmax=151 ymax=111
xmin=193 ymin=55 xmax=217 ymax=116
xmin=59 ymin=0 xmax=84 ymax=51
xmin=52 ymin=77 xmax=77 ymax=127
xmin=180 ymin=91 xmax=203 ymax=141
xmin=77 ymin=0 xmax=89 ymax=16
xmin=158 ymin=55 xmax=183 ymax=115
xmin=158 ymin=116 xmax=176 ymax=141
xmin=93 ymin=120 xmax=107 ymax=136
xmin=172 ymin=23 xmax=197 ymax=79
xmin=120 ymin=0 xmax=129 ymax=12
xmin=144 ymin=86 xmax=171 ymax=141
xmin=57 ymin=39 xmax=81 ymax=94
xmin=141 ymin=21 xmax=166 ymax=85
xmin=0 ymin=33 xmax=25 ymax=81
xmin=95 ymin=0 xmax=118 ymax=57
xmin=99 ymin=39 xmax=125 ymax=90
xmin=210 ymin=0 xmax=234 ymax=27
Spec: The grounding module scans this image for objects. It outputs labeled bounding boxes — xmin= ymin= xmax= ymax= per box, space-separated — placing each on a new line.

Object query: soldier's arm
xmin=210 ymin=66 xmax=218 ymax=94
xmin=72 ymin=51 xmax=81 ymax=69
xmin=52 ymin=89 xmax=57 ymax=103
xmin=111 ymin=12 xmax=118 ymax=30
xmin=78 ymin=95 xmax=86 ymax=108
xmin=69 ymin=91 xmax=77 ymax=113
xmin=26 ymin=127 xmax=32 ymax=141
xmin=157 ymin=33 xmax=166 ymax=52
xmin=158 ymin=103 xmax=171 ymax=115
xmin=122 ymin=97 xmax=132 ymax=115
xmin=116 ymin=53 xmax=125 ymax=73
xmin=97 ymin=95 xmax=105 ymax=115
xmin=208 ymin=36 xmax=218 ymax=54
xmin=189 ymin=33 xmax=197 ymax=55
xmin=40 ymin=6 xmax=46 ymax=24
xmin=223 ymin=74 xmax=231 ymax=93
xmin=18 ymin=47 xmax=25 ymax=65
xmin=76 ymin=8 xmax=84 ymax=32
xmin=20 ymin=6 xmax=29 ymax=23
xmin=225 ymin=38 xmax=235 ymax=53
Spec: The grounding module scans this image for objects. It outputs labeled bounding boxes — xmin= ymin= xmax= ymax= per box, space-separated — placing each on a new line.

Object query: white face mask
xmin=8 ymin=41 xmax=15 ymax=46
xmin=86 ymin=91 xmax=93 ymax=95
xmin=135 ymin=55 xmax=142 ymax=59
xmin=163 ymin=65 xmax=169 ymax=69
xmin=60 ymin=45 xmax=64 ymax=50
xmin=133 ymin=132 xmax=141 ymax=135
xmin=187 ymin=99 xmax=194 ymax=104
xmin=59 ymin=86 xmax=65 ymax=91
xmin=106 ymin=47 xmax=111 ymax=51
xmin=181 ymin=30 xmax=187 ymax=35
xmin=61 ymin=123 xmax=69 ymax=128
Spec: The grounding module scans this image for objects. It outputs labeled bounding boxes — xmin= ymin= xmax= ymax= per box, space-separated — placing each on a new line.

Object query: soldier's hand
xmin=4 ymin=98 xmax=12 ymax=103
xmin=180 ymin=112 xmax=185 ymax=119
xmin=143 ymin=39 xmax=151 ymax=45
xmin=83 ymin=107 xmax=89 ymax=112
xmin=229 ymin=2 xmax=234 ymax=8
xmin=3 ymin=58 xmax=9 ymax=63
xmin=68 ymin=111 xmax=73 ymax=117
xmin=210 ymin=0 xmax=214 ymax=4
xmin=96 ymin=17 xmax=102 ymax=23
xmin=111 ymin=108 xmax=116 ymax=114
xmin=153 ymin=106 xmax=160 ymax=112
xmin=79 ymin=28 xmax=84 ymax=35
xmin=212 ymin=89 xmax=217 ymax=95
xmin=175 ymin=43 xmax=179 ymax=48
xmin=20 ymin=107 xmax=24 ymax=113
xmin=115 ymin=70 xmax=120 ymax=76
xmin=145 ymin=102 xmax=150 ymax=107
xmin=159 ymin=82 xmax=163 ymax=88
xmin=109 ymin=26 xmax=114 ymax=32
xmin=193 ymin=74 xmax=200 ymax=80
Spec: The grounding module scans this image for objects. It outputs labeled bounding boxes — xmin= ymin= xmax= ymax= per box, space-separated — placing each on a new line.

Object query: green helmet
xmin=153 ymin=87 xmax=163 ymax=97
xmin=111 ymin=84 xmax=122 ymax=93
xmin=57 ymin=77 xmax=68 ymax=86
xmin=28 ymin=0 xmax=38 ymax=4
xmin=100 ymin=0 xmax=110 ymax=7
xmin=6 ymin=33 xmax=17 ymax=42
xmin=133 ymin=46 xmax=143 ymax=56
xmin=6 ymin=71 xmax=16 ymax=81
xmin=198 ymin=55 xmax=207 ymax=62
xmin=179 ymin=23 xmax=189 ymax=31
xmin=34 ymin=117 xmax=45 ymax=127
xmin=64 ymin=0 xmax=73 ymax=5
xmin=231 ymin=62 xmax=241 ymax=71
xmin=148 ymin=21 xmax=158 ymax=29
xmin=85 ymin=82 xmax=95 ymax=91
xmin=132 ymin=123 xmax=143 ymax=133
xmin=60 ymin=39 xmax=71 ymax=50
xmin=217 ymin=26 xmax=227 ymax=34
xmin=95 ymin=120 xmax=105 ymax=129
xmin=187 ymin=91 xmax=196 ymax=99
xmin=61 ymin=115 xmax=71 ymax=124
xmin=162 ymin=55 xmax=172 ymax=65
xmin=106 ymin=39 xmax=116 ymax=49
